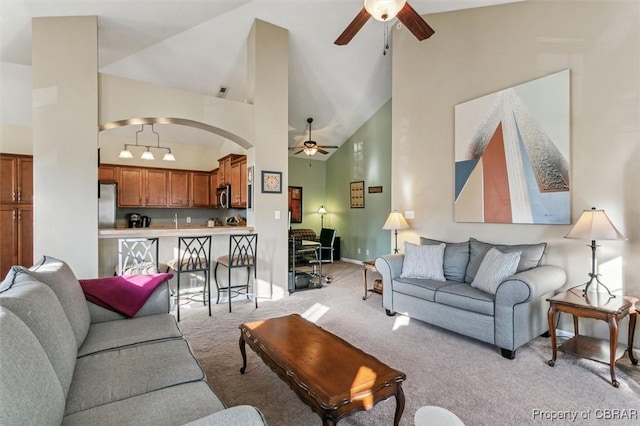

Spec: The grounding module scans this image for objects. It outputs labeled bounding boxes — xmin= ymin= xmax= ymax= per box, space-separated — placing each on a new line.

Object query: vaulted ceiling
xmin=0 ymin=0 xmax=520 ymax=158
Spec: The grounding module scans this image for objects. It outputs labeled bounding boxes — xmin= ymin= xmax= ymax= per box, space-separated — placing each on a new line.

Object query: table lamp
xmin=383 ymin=211 xmax=410 ymax=254
xmin=564 ymin=207 xmax=626 ymax=297
xmin=318 ymin=205 xmax=327 ymax=229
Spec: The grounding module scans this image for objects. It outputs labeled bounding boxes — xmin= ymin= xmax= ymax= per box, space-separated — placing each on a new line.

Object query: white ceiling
xmin=0 ymin=0 xmax=520 ymax=159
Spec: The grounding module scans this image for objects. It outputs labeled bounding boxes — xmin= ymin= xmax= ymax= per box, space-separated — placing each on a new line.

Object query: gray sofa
xmin=0 ymin=255 xmax=266 ymax=426
xmin=375 ymin=238 xmax=566 ymax=359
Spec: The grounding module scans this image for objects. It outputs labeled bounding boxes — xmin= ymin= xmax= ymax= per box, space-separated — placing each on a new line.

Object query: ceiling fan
xmin=289 ymin=118 xmax=339 ymax=156
xmin=335 ymin=0 xmax=435 ymax=46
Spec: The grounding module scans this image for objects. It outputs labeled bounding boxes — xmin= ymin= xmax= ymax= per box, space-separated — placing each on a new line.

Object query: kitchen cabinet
xmin=168 ymin=171 xmax=190 ymax=207
xmin=209 ymin=168 xmax=219 ymax=208
xmin=98 ymin=165 xmax=117 ymax=182
xmin=145 ymin=169 xmax=168 ymax=207
xmin=217 ymin=154 xmax=244 ymax=187
xmin=191 ymin=172 xmax=210 ymax=207
xmin=230 ymin=156 xmax=247 ymax=208
xmin=1 ymin=205 xmax=32 ymax=276
xmin=0 ymin=154 xmax=32 ymax=205
xmin=117 ymin=166 xmax=168 ymax=207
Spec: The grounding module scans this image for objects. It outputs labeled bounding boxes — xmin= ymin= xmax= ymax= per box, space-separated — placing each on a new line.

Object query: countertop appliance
xmin=98 ymin=183 xmax=117 ymax=229
xmin=127 ymin=213 xmax=142 ymax=228
xmin=216 ymin=185 xmax=231 ymax=209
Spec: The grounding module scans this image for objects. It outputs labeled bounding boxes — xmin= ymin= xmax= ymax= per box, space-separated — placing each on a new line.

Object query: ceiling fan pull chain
xmin=383 ymin=22 xmax=389 ymax=55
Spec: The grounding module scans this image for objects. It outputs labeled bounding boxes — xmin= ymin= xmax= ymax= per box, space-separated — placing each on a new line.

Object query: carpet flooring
xmin=178 ymin=261 xmax=640 ymax=425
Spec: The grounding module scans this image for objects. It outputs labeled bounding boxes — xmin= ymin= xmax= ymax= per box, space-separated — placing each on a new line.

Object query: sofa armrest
xmin=495 ymin=265 xmax=567 ymax=307
xmin=182 ymin=406 xmax=267 ymax=426
xmin=375 ymin=255 xmax=404 ymax=312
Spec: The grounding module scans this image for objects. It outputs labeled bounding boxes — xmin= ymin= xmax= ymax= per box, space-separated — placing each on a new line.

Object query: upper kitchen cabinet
xmin=0 ymin=154 xmax=33 ymax=205
xmin=168 ymin=170 xmax=190 ymax=207
xmin=191 ymin=172 xmax=210 ymax=207
xmin=118 ymin=166 xmax=168 ymax=207
xmin=230 ymin=156 xmax=247 ymax=208
xmin=217 ymin=154 xmax=244 ymax=187
xmin=209 ymin=168 xmax=219 ymax=208
xmin=98 ymin=165 xmax=117 ymax=182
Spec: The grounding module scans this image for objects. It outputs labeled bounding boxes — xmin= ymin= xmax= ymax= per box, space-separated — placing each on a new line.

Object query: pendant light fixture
xmin=118 ymin=124 xmax=176 ymax=161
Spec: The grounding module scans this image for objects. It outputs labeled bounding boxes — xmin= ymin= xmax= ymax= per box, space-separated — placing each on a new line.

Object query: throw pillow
xmin=420 ymin=237 xmax=469 ymax=282
xmin=464 ymin=238 xmax=546 ymax=283
xmin=400 ymin=242 xmax=446 ymax=281
xmin=471 ymin=247 xmax=521 ymax=295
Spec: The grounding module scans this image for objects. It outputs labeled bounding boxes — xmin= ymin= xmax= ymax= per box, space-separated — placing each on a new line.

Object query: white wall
xmin=392 ymin=0 xmax=640 ymax=340
xmin=32 ymin=16 xmax=99 ymax=277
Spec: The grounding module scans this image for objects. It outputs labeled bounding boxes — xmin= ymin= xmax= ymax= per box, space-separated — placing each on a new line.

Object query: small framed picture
xmin=350 ymin=180 xmax=365 ymax=208
xmin=247 ymin=166 xmax=254 ymax=184
xmin=261 ymin=170 xmax=282 ymax=193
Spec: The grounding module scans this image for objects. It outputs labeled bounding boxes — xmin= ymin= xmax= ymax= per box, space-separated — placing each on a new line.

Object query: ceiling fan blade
xmin=293 ymin=149 xmax=304 ymax=155
xmin=334 ymin=8 xmax=371 ymax=45
xmin=317 ymin=148 xmax=329 ymax=155
xmin=396 ymin=2 xmax=435 ymax=41
xmin=317 ymin=146 xmax=339 ymax=149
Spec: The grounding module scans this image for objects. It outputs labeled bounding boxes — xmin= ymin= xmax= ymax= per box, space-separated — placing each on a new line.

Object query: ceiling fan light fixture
xmin=364 ymin=0 xmax=406 ymax=22
xmin=304 ymin=146 xmax=317 ymax=156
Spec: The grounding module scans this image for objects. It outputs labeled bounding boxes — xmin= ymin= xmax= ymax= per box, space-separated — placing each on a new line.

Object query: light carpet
xmin=177 ymin=261 xmax=640 ymax=425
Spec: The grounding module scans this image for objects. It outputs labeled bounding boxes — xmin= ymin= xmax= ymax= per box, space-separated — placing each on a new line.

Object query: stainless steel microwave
xmin=216 ymin=185 xmax=231 ymax=209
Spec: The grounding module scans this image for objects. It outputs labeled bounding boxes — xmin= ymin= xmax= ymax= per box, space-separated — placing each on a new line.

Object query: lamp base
xmin=582 ymin=273 xmax=615 ymax=298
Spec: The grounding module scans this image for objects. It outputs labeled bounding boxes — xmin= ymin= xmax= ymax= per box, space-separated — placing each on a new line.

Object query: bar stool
xmin=214 ymin=233 xmax=258 ymax=313
xmin=166 ymin=235 xmax=212 ymax=321
xmin=115 ymin=238 xmax=159 ymax=275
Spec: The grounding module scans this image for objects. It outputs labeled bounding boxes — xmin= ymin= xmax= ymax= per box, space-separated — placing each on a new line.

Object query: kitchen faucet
xmin=174 ymin=213 xmax=178 ymax=229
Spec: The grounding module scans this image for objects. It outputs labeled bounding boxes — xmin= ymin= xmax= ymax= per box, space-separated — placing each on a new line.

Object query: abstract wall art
xmin=454 ymin=70 xmax=570 ymax=224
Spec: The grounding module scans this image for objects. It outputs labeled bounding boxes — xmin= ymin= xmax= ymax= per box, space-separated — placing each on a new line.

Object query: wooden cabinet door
xmin=169 ymin=171 xmax=190 ymax=207
xmin=0 ymin=206 xmax=17 ymax=277
xmin=99 ymin=165 xmax=117 ymax=182
xmin=230 ymin=161 xmax=241 ymax=207
xmin=190 ymin=172 xmax=210 ymax=207
xmin=0 ymin=156 xmax=17 ymax=204
xmin=17 ymin=206 xmax=32 ymax=268
xmin=118 ymin=168 xmax=144 ymax=207
xmin=17 ymin=157 xmax=33 ymax=204
xmin=145 ymin=169 xmax=168 ymax=207
xmin=209 ymin=169 xmax=219 ymax=208
xmin=239 ymin=158 xmax=247 ymax=207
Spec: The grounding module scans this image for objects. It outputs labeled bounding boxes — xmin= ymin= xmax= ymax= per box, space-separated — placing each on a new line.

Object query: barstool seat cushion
xmin=215 ymin=255 xmax=255 ymax=268
xmin=167 ymin=257 xmax=208 ymax=271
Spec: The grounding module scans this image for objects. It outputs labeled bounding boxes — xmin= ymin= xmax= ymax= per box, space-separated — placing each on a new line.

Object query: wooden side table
xmin=547 ymin=289 xmax=638 ymax=387
xmin=362 ymin=260 xmax=381 ymax=300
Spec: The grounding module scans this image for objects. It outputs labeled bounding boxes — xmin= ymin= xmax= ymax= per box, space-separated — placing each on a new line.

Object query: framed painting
xmin=350 ymin=180 xmax=364 ymax=208
xmin=261 ymin=170 xmax=282 ymax=194
xmin=288 ymin=186 xmax=303 ymax=223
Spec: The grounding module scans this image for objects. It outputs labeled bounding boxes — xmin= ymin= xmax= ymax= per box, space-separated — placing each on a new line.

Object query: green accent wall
xmin=289 ymin=100 xmax=392 ymax=261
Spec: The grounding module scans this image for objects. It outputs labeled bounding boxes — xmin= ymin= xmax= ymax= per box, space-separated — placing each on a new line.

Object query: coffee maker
xmin=127 ymin=213 xmax=142 ymax=228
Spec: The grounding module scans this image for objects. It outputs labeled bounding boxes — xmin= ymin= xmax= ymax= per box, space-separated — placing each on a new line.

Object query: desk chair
xmin=214 ymin=233 xmax=258 ymax=313
xmin=166 ymin=235 xmax=212 ymax=321
xmin=309 ymin=228 xmax=336 ymax=283
xmin=116 ymin=238 xmax=159 ymax=275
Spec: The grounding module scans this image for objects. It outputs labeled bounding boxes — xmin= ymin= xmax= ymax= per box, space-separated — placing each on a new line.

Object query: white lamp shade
xmin=565 ymin=208 xmax=625 ymax=241
xmin=383 ymin=211 xmax=409 ymax=230
xmin=118 ymin=148 xmax=133 ymax=159
xmin=318 ymin=206 xmax=327 ymax=214
xmin=364 ymin=0 xmax=407 ymax=22
xmin=140 ymin=149 xmax=155 ymax=160
xmin=163 ymin=151 xmax=176 ymax=161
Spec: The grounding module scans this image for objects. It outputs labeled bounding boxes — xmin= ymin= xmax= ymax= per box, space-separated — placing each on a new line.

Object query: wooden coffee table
xmin=239 ymin=314 xmax=406 ymax=425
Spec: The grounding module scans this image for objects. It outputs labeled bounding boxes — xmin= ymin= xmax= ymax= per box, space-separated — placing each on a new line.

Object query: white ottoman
xmin=414 ymin=406 xmax=465 ymax=426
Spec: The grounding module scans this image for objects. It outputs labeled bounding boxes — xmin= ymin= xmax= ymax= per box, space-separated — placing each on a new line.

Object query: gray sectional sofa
xmin=0 ymin=255 xmax=266 ymax=426
xmin=375 ymin=238 xmax=566 ymax=359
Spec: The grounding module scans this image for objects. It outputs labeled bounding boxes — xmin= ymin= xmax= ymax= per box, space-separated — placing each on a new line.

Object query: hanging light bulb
xmin=118 ymin=148 xmax=133 ymax=159
xmin=364 ymin=0 xmax=406 ymax=22
xmin=304 ymin=147 xmax=317 ymax=156
xmin=163 ymin=149 xmax=176 ymax=161
xmin=140 ymin=147 xmax=155 ymax=160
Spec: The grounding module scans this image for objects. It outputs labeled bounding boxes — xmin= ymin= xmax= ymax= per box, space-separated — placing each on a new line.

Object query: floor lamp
xmin=383 ymin=211 xmax=410 ymax=254
xmin=318 ymin=205 xmax=327 ymax=229
xmin=564 ymin=207 xmax=626 ymax=297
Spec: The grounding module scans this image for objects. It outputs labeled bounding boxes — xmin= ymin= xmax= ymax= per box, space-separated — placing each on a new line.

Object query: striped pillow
xmin=400 ymin=242 xmax=446 ymax=281
xmin=471 ymin=247 xmax=521 ymax=294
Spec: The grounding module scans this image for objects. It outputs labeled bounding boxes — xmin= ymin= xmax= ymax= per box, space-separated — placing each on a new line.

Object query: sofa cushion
xmin=0 ymin=307 xmax=66 ymax=426
xmin=78 ymin=313 xmax=183 ymax=357
xmin=471 ymin=248 xmax=521 ymax=295
xmin=465 ymin=238 xmax=546 ymax=283
xmin=65 ymin=338 xmax=205 ymax=415
xmin=392 ymin=277 xmax=455 ymax=302
xmin=0 ymin=268 xmax=77 ymax=396
xmin=62 ymin=381 xmax=226 ymax=426
xmin=400 ymin=242 xmax=446 ymax=281
xmin=420 ymin=237 xmax=470 ymax=282
xmin=20 ymin=256 xmax=91 ymax=348
xmin=434 ymin=283 xmax=495 ymax=316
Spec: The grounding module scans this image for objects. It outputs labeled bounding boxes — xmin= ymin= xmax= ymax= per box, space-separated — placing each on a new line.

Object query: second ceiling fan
xmin=289 ymin=118 xmax=339 ymax=156
xmin=335 ymin=0 xmax=435 ymax=46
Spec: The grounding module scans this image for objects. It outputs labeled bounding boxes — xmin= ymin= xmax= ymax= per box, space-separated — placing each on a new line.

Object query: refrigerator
xmin=98 ymin=183 xmax=117 ymax=228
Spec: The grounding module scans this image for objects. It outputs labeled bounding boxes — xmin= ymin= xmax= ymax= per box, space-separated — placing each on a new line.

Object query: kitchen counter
xmin=98 ymin=225 xmax=254 ymax=239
